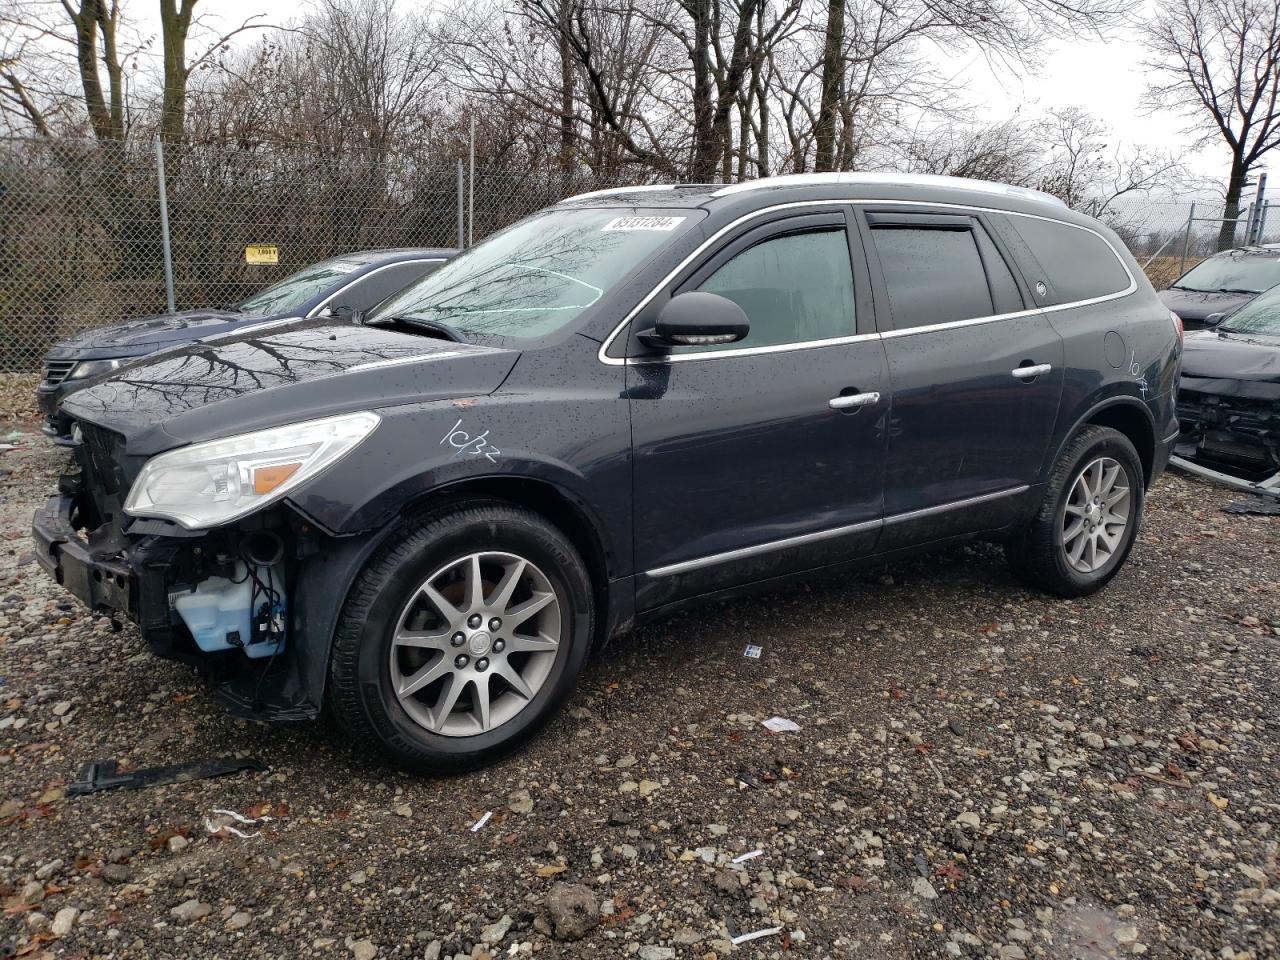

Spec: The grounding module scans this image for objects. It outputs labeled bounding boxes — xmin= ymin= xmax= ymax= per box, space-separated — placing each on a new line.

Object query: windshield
xmin=1220 ymin=284 xmax=1280 ymax=337
xmin=367 ymin=207 xmax=701 ymax=342
xmin=1173 ymin=251 xmax=1280 ymax=294
xmin=238 ymin=257 xmax=365 ymax=315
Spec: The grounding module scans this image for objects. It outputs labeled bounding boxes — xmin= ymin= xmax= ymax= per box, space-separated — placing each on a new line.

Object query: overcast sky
xmin=138 ymin=0 xmax=1237 ymax=193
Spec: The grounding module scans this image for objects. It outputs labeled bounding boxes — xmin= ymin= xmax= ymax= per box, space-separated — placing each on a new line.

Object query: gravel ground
xmin=1 ymin=430 xmax=1277 ymax=960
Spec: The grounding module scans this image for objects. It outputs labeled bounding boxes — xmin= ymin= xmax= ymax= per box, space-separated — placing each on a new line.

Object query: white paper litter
xmin=731 ymin=926 xmax=783 ymax=945
xmin=213 ymin=807 xmax=274 ymax=824
xmin=205 ymin=821 xmax=259 ymax=839
xmin=470 ymin=811 xmax=493 ymax=832
xmin=204 ymin=808 xmax=273 ymax=839
xmin=731 ymin=849 xmax=763 ymax=863
xmin=761 ymin=716 xmax=800 ymax=733
xmin=743 ymin=644 xmax=763 ymax=659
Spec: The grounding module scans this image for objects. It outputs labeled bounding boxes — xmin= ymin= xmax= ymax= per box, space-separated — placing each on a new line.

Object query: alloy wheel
xmin=1061 ymin=456 xmax=1131 ymax=574
xmin=389 ymin=551 xmax=562 ymax=736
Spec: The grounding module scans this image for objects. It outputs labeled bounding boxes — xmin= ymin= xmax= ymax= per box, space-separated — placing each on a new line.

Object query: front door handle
xmin=1011 ymin=363 xmax=1052 ymax=381
xmin=829 ymin=391 xmax=881 ymax=410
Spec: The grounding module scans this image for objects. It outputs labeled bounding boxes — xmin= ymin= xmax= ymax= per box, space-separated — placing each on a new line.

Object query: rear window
xmin=871 ymin=227 xmax=997 ymax=330
xmin=1008 ymin=216 xmax=1130 ymax=302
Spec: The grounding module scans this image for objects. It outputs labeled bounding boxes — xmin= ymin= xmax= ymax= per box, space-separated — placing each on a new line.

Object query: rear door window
xmin=868 ymin=216 xmax=1022 ymax=331
xmin=1006 ymin=216 xmax=1131 ymax=302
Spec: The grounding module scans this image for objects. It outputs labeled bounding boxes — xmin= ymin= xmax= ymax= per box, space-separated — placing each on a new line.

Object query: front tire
xmin=327 ymin=501 xmax=594 ymax=773
xmin=1005 ymin=425 xmax=1145 ymax=598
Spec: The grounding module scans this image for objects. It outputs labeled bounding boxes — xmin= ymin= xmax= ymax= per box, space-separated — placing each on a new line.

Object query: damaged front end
xmin=30 ymin=415 xmax=379 ymax=720
xmin=1174 ymin=376 xmax=1280 ymax=497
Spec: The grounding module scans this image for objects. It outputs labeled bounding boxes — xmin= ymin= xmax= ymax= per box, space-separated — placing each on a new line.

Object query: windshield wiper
xmin=1214 ymin=287 xmax=1259 ymax=295
xmin=379 ymin=315 xmax=469 ymax=343
xmin=1218 ymin=325 xmax=1277 ymax=337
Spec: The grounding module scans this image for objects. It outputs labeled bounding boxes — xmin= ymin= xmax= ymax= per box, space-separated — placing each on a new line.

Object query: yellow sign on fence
xmin=245 ymin=244 xmax=279 ymax=265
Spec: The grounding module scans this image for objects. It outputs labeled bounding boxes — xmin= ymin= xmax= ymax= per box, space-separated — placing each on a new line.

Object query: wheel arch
xmin=400 ymin=475 xmax=613 ymax=583
xmin=396 ymin=475 xmax=617 ymax=648
xmin=1055 ymin=397 xmax=1156 ymax=487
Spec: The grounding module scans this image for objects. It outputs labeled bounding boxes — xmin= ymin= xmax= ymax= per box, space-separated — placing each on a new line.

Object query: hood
xmin=61 ymin=318 xmax=519 ymax=455
xmin=1158 ymin=288 xmax=1254 ymax=325
xmin=48 ymin=308 xmax=268 ymax=356
xmin=1180 ymin=330 xmax=1280 ymax=401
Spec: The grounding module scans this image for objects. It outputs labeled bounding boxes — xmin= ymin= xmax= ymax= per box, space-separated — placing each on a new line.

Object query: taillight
xmin=1170 ymin=310 xmax=1184 ymax=344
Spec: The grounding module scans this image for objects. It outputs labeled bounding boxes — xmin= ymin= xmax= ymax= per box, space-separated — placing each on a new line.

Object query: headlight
xmin=124 ymin=412 xmax=381 ymax=529
xmin=67 ymin=358 xmax=124 ymax=380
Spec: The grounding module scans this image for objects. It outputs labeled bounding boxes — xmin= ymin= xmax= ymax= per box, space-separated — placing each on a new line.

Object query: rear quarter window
xmin=1007 ymin=216 xmax=1131 ymax=303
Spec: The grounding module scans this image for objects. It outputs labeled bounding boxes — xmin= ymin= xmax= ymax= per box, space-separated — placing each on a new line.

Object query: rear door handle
xmin=829 ymin=391 xmax=881 ymax=410
xmin=1011 ymin=363 xmax=1052 ymax=380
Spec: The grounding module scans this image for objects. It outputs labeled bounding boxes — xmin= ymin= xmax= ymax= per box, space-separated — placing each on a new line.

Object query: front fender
xmin=285 ymin=360 xmax=632 ymax=575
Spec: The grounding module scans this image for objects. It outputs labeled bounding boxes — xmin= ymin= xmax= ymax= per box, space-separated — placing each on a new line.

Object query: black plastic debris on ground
xmin=68 ymin=757 xmax=266 ymax=796
xmin=1222 ymin=497 xmax=1280 ymax=516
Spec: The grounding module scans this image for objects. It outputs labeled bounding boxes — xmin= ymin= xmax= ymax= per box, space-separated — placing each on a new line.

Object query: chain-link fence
xmin=0 ymin=135 xmax=638 ymax=372
xmin=1101 ymin=198 xmax=1280 ymax=289
xmin=3 ymin=134 xmax=1274 ymax=373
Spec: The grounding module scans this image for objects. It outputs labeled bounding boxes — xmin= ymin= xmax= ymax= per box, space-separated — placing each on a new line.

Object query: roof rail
xmin=558 ymin=182 xmax=728 ymax=204
xmin=710 ymin=172 xmax=1067 ymax=207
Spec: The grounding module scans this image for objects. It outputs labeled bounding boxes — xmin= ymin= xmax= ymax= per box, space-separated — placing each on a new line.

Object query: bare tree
xmin=1035 ymin=106 xmax=1184 ymax=214
xmin=1144 ymin=0 xmax=1280 ymax=248
xmin=1 ymin=0 xmax=132 ymax=140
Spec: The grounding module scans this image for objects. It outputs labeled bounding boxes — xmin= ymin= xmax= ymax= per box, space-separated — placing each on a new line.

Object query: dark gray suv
xmin=32 ymin=173 xmax=1182 ymax=771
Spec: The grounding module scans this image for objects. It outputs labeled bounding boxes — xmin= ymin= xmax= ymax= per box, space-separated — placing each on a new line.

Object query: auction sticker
xmin=601 ymin=216 xmax=686 ymax=232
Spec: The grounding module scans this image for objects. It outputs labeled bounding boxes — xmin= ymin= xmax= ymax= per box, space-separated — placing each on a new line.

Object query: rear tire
xmin=327 ymin=500 xmax=594 ymax=773
xmin=1005 ymin=426 xmax=1144 ymax=598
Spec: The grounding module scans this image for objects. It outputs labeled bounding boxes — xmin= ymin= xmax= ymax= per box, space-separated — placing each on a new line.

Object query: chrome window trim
xmin=306 ymin=258 xmax=447 ymax=318
xmin=643 ymin=484 xmax=1029 ymax=578
xmin=597 ymin=199 xmax=1136 ymax=365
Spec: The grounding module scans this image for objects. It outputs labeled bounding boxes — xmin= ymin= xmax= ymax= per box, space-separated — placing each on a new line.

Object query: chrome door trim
xmin=880 ymin=485 xmax=1030 ymax=526
xmin=643 ymin=484 xmax=1030 ymax=578
xmin=644 ymin=517 xmax=883 ymax=578
xmin=598 ymin=200 xmax=1135 ymax=365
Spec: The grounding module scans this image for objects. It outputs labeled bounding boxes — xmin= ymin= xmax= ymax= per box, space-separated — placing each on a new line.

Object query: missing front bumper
xmin=1168 ymin=456 xmax=1280 ymax=499
xmin=32 ymin=495 xmax=136 ymax=617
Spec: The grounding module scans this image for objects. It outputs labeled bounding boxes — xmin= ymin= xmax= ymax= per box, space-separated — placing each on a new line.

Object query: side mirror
xmin=1204 ymin=312 xmax=1226 ymax=327
xmin=639 ymin=291 xmax=750 ymax=349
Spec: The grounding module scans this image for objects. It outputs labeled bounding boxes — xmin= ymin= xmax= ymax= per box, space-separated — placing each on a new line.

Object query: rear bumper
xmin=1152 ymin=427 xmax=1178 ymax=484
xmin=31 ymin=495 xmax=136 ymax=618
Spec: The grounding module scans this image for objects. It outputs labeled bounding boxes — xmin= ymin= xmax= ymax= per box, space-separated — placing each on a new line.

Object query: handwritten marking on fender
xmin=441 ymin=419 xmax=500 ymax=462
xmin=1127 ymin=350 xmax=1149 ymax=398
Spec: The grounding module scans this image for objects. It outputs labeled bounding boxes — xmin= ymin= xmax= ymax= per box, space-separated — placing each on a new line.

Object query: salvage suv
xmin=33 ymin=173 xmax=1182 ymax=771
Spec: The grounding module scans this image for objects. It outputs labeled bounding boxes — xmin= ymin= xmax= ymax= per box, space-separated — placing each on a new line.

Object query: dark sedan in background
xmin=1160 ymin=244 xmax=1280 ymax=330
xmin=37 ymin=248 xmax=454 ymax=441
xmin=1175 ymin=285 xmax=1280 ymax=493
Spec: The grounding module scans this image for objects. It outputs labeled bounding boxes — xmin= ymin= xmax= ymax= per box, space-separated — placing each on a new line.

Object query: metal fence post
xmin=456 ymin=159 xmax=465 ymax=250
xmin=154 ymin=138 xmax=176 ymax=314
xmin=1179 ymin=202 xmax=1195 ymax=276
xmin=468 ymin=114 xmax=475 ymax=248
xmin=154 ymin=138 xmax=177 ymax=316
xmin=1251 ymin=172 xmax=1268 ymax=244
